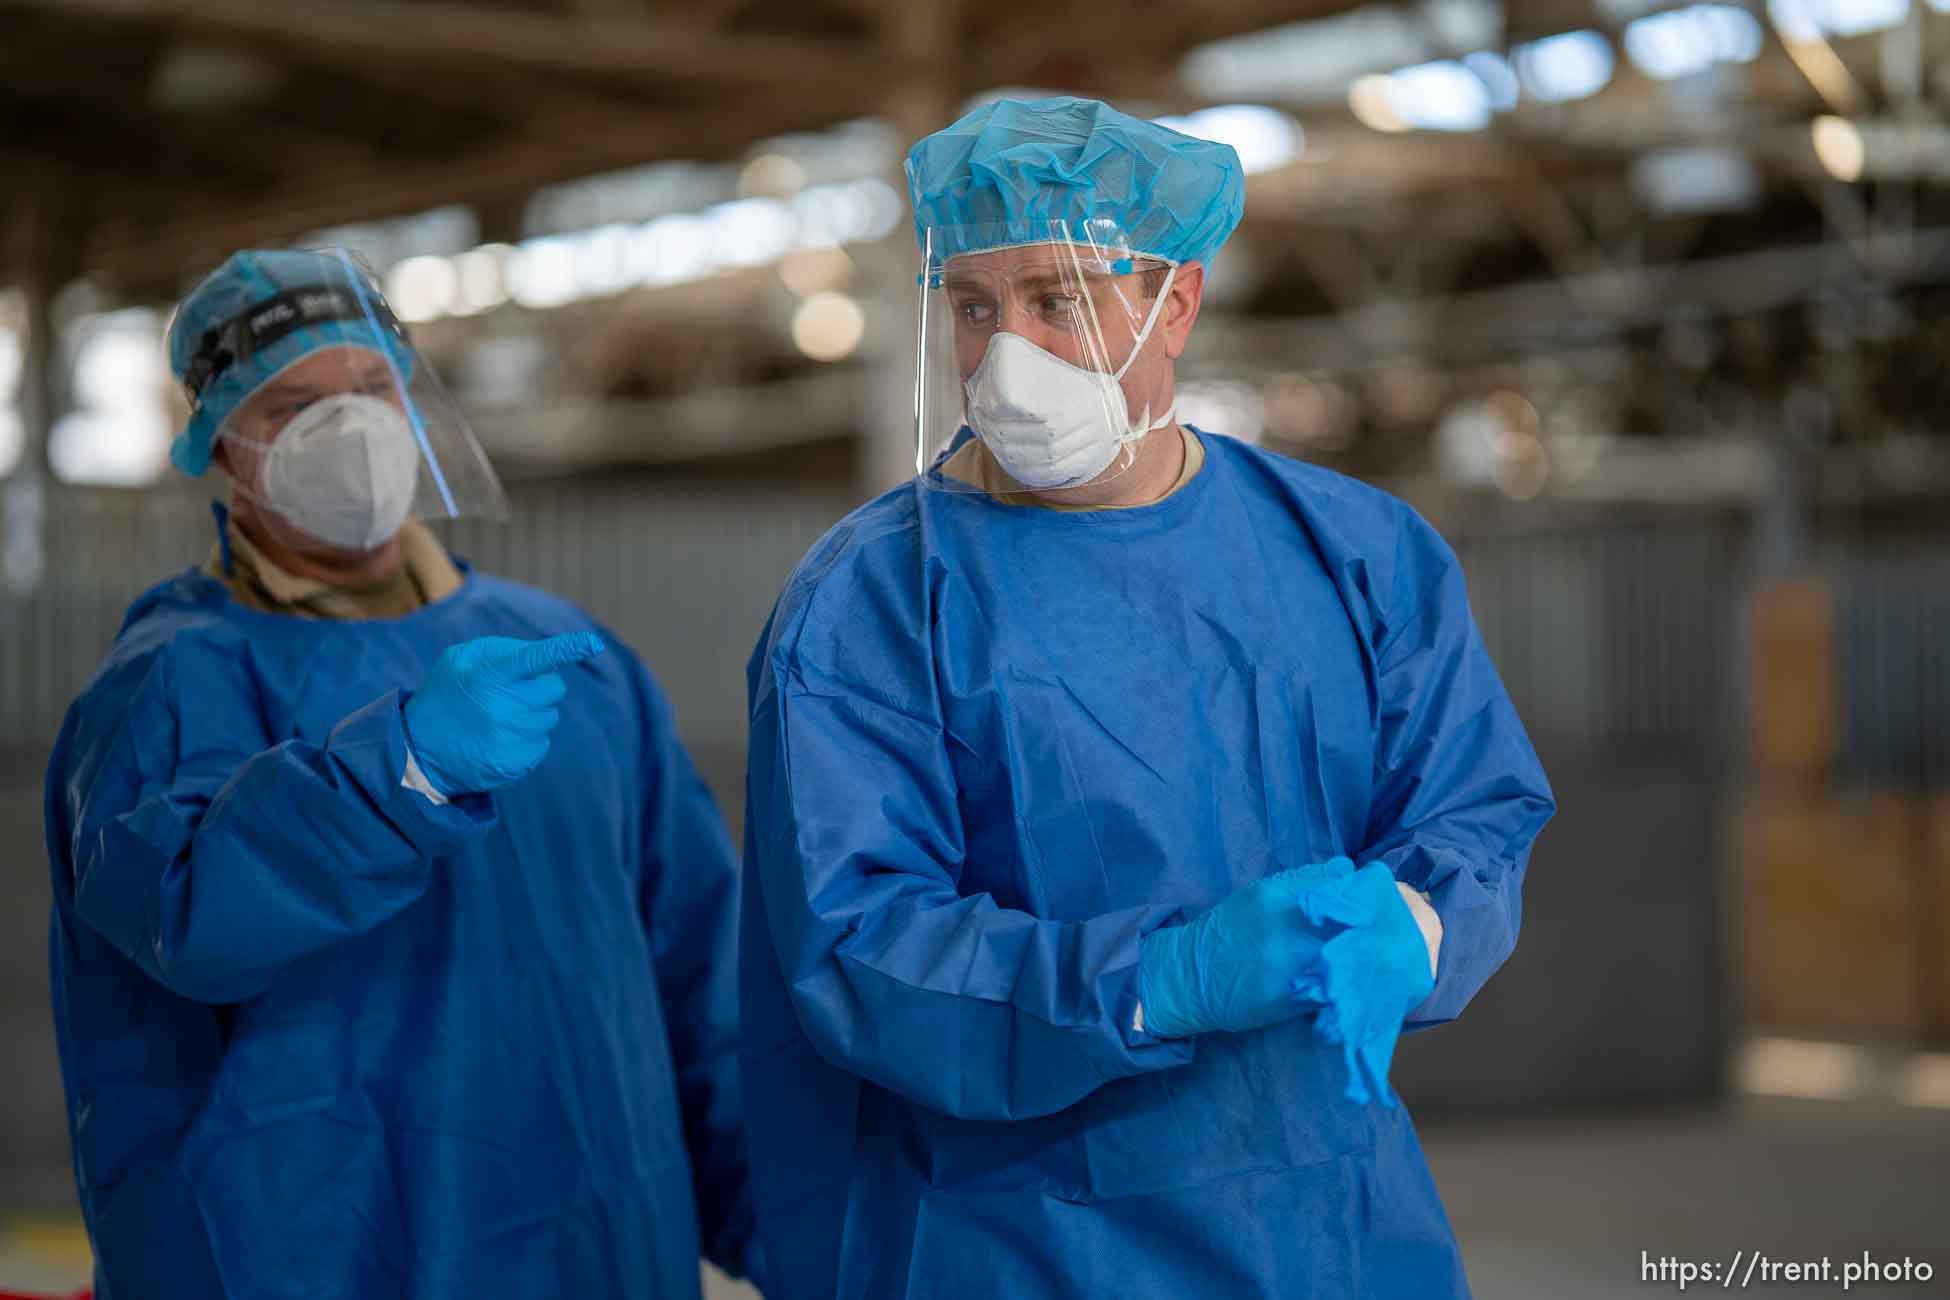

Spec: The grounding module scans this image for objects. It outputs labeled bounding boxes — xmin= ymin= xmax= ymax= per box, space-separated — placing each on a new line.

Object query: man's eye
xmin=1041 ymin=294 xmax=1079 ymax=317
xmin=958 ymin=302 xmax=996 ymax=325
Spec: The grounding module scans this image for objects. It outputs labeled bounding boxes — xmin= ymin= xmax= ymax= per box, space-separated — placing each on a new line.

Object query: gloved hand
xmin=1137 ymin=857 xmax=1356 ymax=1039
xmin=403 ymin=633 xmax=607 ymax=797
xmin=1290 ymin=863 xmax=1438 ymax=1107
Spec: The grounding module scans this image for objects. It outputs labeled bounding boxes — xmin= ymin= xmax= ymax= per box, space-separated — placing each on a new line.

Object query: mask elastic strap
xmin=1111 ymin=265 xmax=1177 ymax=384
xmin=1111 ymin=265 xmax=1178 ymax=442
xmin=211 ymin=500 xmax=235 ymax=575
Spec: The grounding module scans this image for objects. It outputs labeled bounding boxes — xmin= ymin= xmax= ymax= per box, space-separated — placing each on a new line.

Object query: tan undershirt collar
xmin=940 ymin=425 xmax=1204 ymax=510
xmin=206 ymin=518 xmax=463 ymax=620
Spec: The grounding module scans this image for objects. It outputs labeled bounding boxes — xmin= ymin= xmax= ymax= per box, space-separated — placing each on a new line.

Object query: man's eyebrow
xmin=255 ymin=380 xmax=317 ymax=403
xmin=945 ymin=272 xmax=1069 ymax=295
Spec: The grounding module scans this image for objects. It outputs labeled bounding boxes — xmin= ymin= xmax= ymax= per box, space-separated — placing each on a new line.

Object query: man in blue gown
xmin=44 ymin=248 xmax=760 ymax=1299
xmin=740 ymin=97 xmax=1555 ymax=1298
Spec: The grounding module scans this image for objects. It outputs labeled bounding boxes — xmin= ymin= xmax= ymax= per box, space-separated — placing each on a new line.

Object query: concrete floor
xmin=1429 ymin=1097 xmax=1950 ymax=1299
xmin=6 ymin=1094 xmax=1944 ymax=1298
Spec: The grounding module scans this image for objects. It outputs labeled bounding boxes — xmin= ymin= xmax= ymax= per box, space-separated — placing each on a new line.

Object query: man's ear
xmin=1162 ymin=262 xmax=1205 ymax=362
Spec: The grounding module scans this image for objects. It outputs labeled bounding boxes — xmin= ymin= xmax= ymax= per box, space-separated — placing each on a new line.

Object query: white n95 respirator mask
xmin=962 ymin=265 xmax=1178 ymax=491
xmin=258 ymin=393 xmax=423 ymax=552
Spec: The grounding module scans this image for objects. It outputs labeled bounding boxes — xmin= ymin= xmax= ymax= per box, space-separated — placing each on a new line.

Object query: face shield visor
xmin=916 ymin=220 xmax=1179 ymax=495
xmin=180 ymin=248 xmax=507 ymax=555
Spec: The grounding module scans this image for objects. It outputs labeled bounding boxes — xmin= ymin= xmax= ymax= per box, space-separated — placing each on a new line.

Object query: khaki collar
xmin=940 ymin=424 xmax=1204 ymax=510
xmin=207 ymin=517 xmax=463 ymax=619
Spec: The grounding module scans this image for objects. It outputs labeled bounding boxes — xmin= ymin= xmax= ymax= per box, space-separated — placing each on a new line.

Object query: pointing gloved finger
xmin=495 ymin=633 xmax=607 ymax=680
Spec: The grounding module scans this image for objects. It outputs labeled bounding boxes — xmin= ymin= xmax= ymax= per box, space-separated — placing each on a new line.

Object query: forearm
xmin=74 ymin=693 xmax=493 ymax=1002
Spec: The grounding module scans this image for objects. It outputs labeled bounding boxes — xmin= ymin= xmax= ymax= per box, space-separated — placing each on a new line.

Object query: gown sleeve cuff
xmin=328 ymin=692 xmax=498 ymax=850
xmin=400 ymin=745 xmax=450 ymax=806
xmin=1113 ymin=906 xmax=1197 ymax=1059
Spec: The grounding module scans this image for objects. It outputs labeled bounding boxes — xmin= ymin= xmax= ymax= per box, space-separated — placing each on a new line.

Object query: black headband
xmin=181 ymin=283 xmax=407 ymax=409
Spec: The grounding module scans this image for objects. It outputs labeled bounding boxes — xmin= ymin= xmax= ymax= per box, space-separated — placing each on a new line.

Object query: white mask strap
xmin=1111 ymin=264 xmax=1178 ymax=383
xmin=1111 ymin=264 xmax=1178 ymax=442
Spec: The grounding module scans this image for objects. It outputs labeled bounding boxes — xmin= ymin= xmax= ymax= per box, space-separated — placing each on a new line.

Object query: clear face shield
xmin=182 ymin=248 xmax=508 ymax=556
xmin=916 ymin=220 xmax=1179 ymax=495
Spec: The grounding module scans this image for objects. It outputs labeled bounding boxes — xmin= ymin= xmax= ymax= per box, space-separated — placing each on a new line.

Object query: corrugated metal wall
xmin=1455 ymin=519 xmax=1741 ymax=757
xmin=1837 ymin=548 xmax=1950 ymax=792
xmin=2 ymin=487 xmax=1755 ymax=768
xmin=0 ymin=481 xmax=853 ymax=806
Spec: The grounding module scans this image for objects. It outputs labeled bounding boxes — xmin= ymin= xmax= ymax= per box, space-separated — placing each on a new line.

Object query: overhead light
xmin=1625 ymin=5 xmax=1764 ymax=80
xmin=707 ymin=199 xmax=798 ymax=269
xmin=1393 ymin=60 xmax=1496 ymax=130
xmin=1773 ymin=0 xmax=1912 ymax=36
xmin=1822 ymin=0 xmax=1911 ymax=35
xmin=1154 ymin=105 xmax=1305 ymax=174
xmin=778 ymin=247 xmax=854 ymax=298
xmin=451 ymin=245 xmax=511 ymax=316
xmin=506 ymin=237 xmax=581 ymax=310
xmin=1768 ymin=0 xmax=1827 ymax=38
xmin=792 ymin=292 xmax=866 ymax=362
xmin=386 ymin=256 xmax=457 ymax=323
xmin=1512 ymin=31 xmax=1616 ymax=102
xmin=791 ymin=185 xmax=854 ymax=248
xmin=1348 ymin=75 xmax=1412 ymax=132
xmin=853 ymin=178 xmax=908 ymax=242
xmin=572 ymin=224 xmax=637 ymax=297
xmin=1181 ymin=6 xmax=1463 ymax=105
xmin=1463 ymin=51 xmax=1521 ymax=111
xmin=1351 ymin=61 xmax=1495 ymax=133
xmin=1812 ymin=114 xmax=1867 ymax=180
xmin=630 ymin=216 xmax=713 ymax=287
xmin=739 ymin=153 xmax=807 ymax=199
xmin=1631 ymin=148 xmax=1763 ymax=214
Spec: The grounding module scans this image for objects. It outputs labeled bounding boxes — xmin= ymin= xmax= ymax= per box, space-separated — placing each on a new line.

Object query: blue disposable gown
xmin=45 ymin=562 xmax=757 ymax=1300
xmin=742 ymin=430 xmax=1554 ymax=1299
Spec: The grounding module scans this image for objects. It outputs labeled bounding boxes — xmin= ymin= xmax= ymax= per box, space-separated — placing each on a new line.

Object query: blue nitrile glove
xmin=1137 ymin=857 xmax=1357 ymax=1039
xmin=1290 ymin=863 xmax=1437 ymax=1107
xmin=403 ymin=633 xmax=607 ymax=797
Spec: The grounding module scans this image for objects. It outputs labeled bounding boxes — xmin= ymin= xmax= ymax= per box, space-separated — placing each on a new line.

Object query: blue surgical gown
xmin=45 ymin=562 xmax=757 ymax=1300
xmin=742 ymin=430 xmax=1554 ymax=1299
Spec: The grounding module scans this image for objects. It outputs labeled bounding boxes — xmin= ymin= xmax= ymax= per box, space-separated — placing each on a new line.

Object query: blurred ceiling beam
xmin=468 ymin=371 xmax=861 ymax=468
xmin=0 ymin=0 xmax=892 ymax=88
xmin=0 ymin=86 xmax=377 ymax=188
xmin=969 ymin=0 xmax=1343 ymax=87
xmin=247 ymin=42 xmax=634 ymax=128
xmin=1197 ymin=225 xmax=1950 ymax=369
xmin=77 ymin=96 xmax=857 ymax=295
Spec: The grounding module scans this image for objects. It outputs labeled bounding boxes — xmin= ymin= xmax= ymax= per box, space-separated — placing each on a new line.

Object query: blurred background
xmin=1 ymin=0 xmax=1947 ymax=1295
